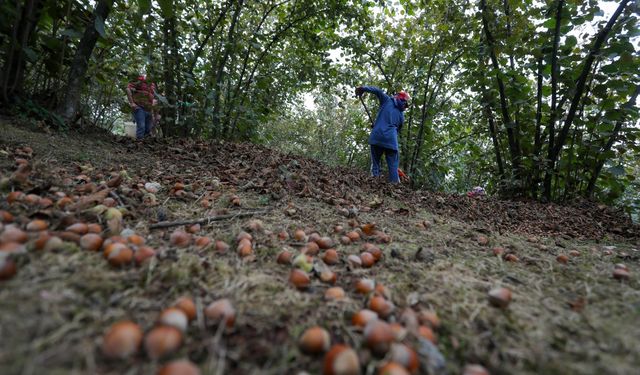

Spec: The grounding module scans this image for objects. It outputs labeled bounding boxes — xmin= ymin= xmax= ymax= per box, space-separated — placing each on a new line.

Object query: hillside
xmin=1 ymin=118 xmax=639 ymax=375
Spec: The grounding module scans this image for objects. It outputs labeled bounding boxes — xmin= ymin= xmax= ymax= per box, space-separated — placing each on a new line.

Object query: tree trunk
xmin=213 ymin=0 xmax=244 ymax=137
xmin=402 ymin=99 xmax=415 ymax=172
xmin=545 ymin=0 xmax=631 ymax=199
xmin=187 ymin=0 xmax=233 ymax=75
xmin=408 ymin=48 xmax=462 ymax=179
xmin=530 ymin=55 xmax=544 ymax=197
xmin=222 ymin=1 xmax=281 ymax=132
xmin=542 ymin=0 xmax=564 ymax=201
xmin=161 ymin=8 xmax=177 ymax=137
xmin=228 ymin=8 xmax=324 ymax=136
xmin=1 ymin=0 xmax=44 ymax=103
xmin=480 ymin=0 xmax=520 ymax=182
xmin=488 ymin=106 xmax=505 ymax=177
xmin=502 ymin=0 xmax=522 ymax=174
xmin=57 ymin=0 xmax=114 ymax=123
xmin=585 ymin=84 xmax=640 ymax=196
xmin=409 ymin=55 xmax=437 ymax=178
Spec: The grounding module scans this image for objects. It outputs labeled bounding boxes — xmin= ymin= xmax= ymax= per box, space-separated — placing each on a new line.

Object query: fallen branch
xmin=149 ymin=209 xmax=270 ymax=230
xmin=109 ymin=190 xmax=126 ymax=207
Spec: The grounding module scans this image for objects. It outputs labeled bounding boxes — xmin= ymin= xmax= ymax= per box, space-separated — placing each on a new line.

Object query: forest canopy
xmin=0 ymin=0 xmax=638 ymax=218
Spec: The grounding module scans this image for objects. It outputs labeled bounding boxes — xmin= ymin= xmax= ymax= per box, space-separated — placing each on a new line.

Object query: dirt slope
xmin=1 ymin=118 xmax=639 ymax=375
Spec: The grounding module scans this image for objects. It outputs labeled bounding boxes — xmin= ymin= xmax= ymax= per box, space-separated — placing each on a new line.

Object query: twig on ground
xmin=161 ymin=196 xmax=171 ymax=206
xmin=191 ymin=191 xmax=207 ymax=208
xmin=148 ymin=209 xmax=271 ymax=230
xmin=109 ymin=191 xmax=126 ymax=207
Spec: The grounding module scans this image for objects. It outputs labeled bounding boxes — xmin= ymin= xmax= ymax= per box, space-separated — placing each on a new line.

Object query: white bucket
xmin=124 ymin=121 xmax=137 ymax=138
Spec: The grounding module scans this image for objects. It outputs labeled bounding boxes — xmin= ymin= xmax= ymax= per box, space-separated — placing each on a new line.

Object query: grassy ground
xmin=0 ymin=118 xmax=639 ymax=375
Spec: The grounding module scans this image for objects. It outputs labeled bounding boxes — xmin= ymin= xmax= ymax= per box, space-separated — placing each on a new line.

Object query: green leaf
xmin=138 ymin=0 xmax=151 ymax=14
xmin=564 ymin=36 xmax=577 ymax=49
xmin=600 ymin=63 xmax=618 ymax=74
xmin=543 ymin=19 xmax=556 ymax=29
xmin=22 ymin=47 xmax=38 ymax=62
xmin=95 ymin=16 xmax=106 ymax=38
xmin=608 ymin=165 xmax=625 ymax=177
xmin=604 ymin=110 xmax=623 ymax=121
xmin=157 ymin=0 xmax=174 ymax=18
xmin=592 ymin=84 xmax=608 ymax=98
xmin=156 ymin=92 xmax=169 ymax=105
xmin=60 ymin=28 xmax=83 ymax=39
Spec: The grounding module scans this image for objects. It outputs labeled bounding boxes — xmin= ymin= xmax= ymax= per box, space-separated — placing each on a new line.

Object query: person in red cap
xmin=355 ymin=85 xmax=410 ymax=183
xmin=126 ymin=73 xmax=157 ymax=140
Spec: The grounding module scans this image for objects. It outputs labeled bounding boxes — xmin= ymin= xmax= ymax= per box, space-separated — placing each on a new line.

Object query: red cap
xmin=395 ymin=91 xmax=411 ymax=101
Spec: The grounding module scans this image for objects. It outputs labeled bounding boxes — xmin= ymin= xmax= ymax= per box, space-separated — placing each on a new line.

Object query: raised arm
xmin=356 ymin=85 xmax=389 ymax=105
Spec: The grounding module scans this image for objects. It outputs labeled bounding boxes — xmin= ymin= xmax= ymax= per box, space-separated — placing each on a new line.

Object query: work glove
xmin=355 ymin=86 xmax=364 ymax=97
xmin=398 ymin=169 xmax=409 ymax=183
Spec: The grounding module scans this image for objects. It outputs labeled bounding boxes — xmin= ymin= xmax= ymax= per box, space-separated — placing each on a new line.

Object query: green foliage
xmin=15 ymin=98 xmax=67 ymax=130
xmin=0 ymin=0 xmax=637 ymax=217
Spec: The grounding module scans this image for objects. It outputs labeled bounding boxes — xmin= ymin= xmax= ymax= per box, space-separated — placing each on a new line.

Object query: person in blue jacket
xmin=355 ymin=85 xmax=410 ymax=183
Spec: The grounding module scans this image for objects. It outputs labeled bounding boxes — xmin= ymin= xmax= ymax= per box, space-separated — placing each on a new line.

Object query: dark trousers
xmin=133 ymin=107 xmax=153 ymax=139
xmin=370 ymin=145 xmax=399 ymax=183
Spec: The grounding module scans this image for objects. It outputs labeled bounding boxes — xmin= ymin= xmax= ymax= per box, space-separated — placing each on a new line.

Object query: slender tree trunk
xmin=585 ymin=84 xmax=640 ymax=196
xmin=542 ymin=0 xmax=564 ymax=200
xmin=409 ymin=55 xmax=437 ymax=178
xmin=1 ymin=0 xmax=44 ymax=103
xmin=565 ymin=62 xmax=599 ymax=197
xmin=485 ymin=100 xmax=505 ymax=181
xmin=545 ymin=0 xmax=631 ymax=199
xmin=408 ymin=49 xmax=463 ymax=179
xmin=57 ymin=0 xmax=114 ymax=123
xmin=531 ymin=55 xmax=544 ymax=197
xmin=222 ymin=1 xmax=281 ymax=131
xmin=171 ymin=16 xmax=183 ymax=136
xmin=402 ymin=98 xmax=415 ymax=171
xmin=187 ymin=0 xmax=233 ymax=75
xmin=478 ymin=53 xmax=505 ymax=184
xmin=51 ymin=0 xmax=72 ymax=97
xmin=228 ymin=9 xmax=323 ymax=135
xmin=213 ymin=0 xmax=244 ymax=137
xmin=162 ymin=15 xmax=177 ymax=136
xmin=502 ymin=0 xmax=522 ymax=172
xmin=480 ymin=0 xmax=520 ymax=182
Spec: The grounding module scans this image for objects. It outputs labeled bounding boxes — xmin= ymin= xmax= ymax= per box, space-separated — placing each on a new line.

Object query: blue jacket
xmin=362 ymin=86 xmax=404 ymax=151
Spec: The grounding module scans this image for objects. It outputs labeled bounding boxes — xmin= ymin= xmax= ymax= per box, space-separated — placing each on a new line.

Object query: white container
xmin=124 ymin=121 xmax=137 ymax=138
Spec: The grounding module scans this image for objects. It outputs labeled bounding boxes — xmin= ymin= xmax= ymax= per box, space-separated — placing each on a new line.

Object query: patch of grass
xmin=0 ymin=119 xmax=638 ymax=375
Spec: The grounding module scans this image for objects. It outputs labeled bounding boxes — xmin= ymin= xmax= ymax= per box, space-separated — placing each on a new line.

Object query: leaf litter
xmin=0 ymin=119 xmax=639 ymax=375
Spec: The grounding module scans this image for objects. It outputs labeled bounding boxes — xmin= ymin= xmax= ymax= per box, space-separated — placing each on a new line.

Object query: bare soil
xmin=1 ymin=117 xmax=639 ymax=375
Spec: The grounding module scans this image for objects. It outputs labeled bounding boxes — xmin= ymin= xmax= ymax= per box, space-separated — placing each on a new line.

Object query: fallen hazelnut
xmin=204 ymin=298 xmax=235 ymax=328
xmin=277 ymin=250 xmax=293 ymax=265
xmin=323 ymin=344 xmax=360 ymax=375
xmin=299 ymin=326 xmax=331 ymax=355
xmin=352 ymin=309 xmax=378 ymax=329
xmin=170 ymin=230 xmax=191 ymax=247
xmin=324 ymin=287 xmax=346 ymax=301
xmin=488 ymin=287 xmax=512 ymax=309
xmin=289 ymin=269 xmax=311 ymax=290
xmin=173 ymin=297 xmax=197 ymax=321
xmin=323 ymin=249 xmax=339 ymax=265
xmin=80 ymin=233 xmax=104 ymax=251
xmin=144 ymin=326 xmax=182 ymax=359
xmin=377 ymin=362 xmax=410 ymax=375
xmin=369 ymin=296 xmax=394 ymax=318
xmin=364 ymin=320 xmax=395 ymax=357
xmin=102 ymin=321 xmax=143 ymax=359
xmin=157 ymin=360 xmax=201 ymax=375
